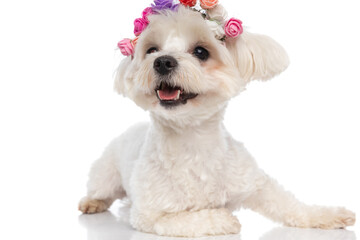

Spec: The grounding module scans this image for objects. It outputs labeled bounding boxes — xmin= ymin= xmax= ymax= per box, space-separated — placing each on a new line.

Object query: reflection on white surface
xmin=260 ymin=226 xmax=356 ymax=240
xmin=129 ymin=232 xmax=242 ymax=240
xmin=79 ymin=210 xmax=135 ymax=240
xmin=79 ymin=203 xmax=356 ymax=240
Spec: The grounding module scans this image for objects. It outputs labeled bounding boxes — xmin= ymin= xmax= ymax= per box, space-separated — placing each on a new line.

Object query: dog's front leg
xmin=130 ymin=207 xmax=241 ymax=237
xmin=78 ymin=140 xmax=126 ymax=214
xmin=241 ymin=173 xmax=356 ymax=229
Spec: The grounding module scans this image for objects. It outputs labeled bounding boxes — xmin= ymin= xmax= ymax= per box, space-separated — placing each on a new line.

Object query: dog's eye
xmin=146 ymin=47 xmax=158 ymax=54
xmin=193 ymin=46 xmax=209 ymax=61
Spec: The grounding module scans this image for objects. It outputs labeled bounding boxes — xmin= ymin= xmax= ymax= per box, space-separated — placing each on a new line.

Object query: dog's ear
xmin=114 ymin=57 xmax=132 ymax=96
xmin=226 ymin=31 xmax=289 ymax=83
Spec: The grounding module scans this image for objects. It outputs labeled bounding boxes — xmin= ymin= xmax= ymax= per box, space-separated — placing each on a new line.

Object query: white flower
xmin=207 ymin=4 xmax=228 ymax=24
xmin=206 ymin=20 xmax=225 ymax=40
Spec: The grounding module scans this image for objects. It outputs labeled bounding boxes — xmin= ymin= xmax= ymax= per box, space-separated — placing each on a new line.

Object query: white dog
xmin=79 ymin=1 xmax=355 ymax=237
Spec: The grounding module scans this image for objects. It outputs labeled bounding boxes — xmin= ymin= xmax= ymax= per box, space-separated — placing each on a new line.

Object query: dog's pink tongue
xmin=158 ymin=89 xmax=179 ymax=100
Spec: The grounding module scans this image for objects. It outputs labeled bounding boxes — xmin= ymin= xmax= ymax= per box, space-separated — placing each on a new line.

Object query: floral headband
xmin=117 ymin=0 xmax=243 ymax=56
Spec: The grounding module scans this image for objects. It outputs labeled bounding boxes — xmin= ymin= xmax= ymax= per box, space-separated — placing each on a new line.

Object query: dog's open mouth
xmin=155 ymin=82 xmax=198 ymax=107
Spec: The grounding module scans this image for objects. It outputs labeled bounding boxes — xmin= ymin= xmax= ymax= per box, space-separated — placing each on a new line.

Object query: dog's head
xmin=115 ymin=2 xmax=289 ymax=124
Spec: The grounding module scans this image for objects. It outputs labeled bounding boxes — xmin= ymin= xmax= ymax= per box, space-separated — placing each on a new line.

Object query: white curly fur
xmin=79 ymin=5 xmax=355 ymax=237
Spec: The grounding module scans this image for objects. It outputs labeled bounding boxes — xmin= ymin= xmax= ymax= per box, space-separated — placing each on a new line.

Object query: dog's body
xmin=79 ymin=3 xmax=355 ymax=237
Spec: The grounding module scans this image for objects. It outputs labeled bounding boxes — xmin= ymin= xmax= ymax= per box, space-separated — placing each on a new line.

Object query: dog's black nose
xmin=153 ymin=56 xmax=178 ymax=75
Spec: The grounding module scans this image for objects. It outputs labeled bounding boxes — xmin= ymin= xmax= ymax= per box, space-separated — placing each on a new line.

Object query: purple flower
xmin=151 ymin=0 xmax=178 ymax=11
xmin=170 ymin=3 xmax=180 ymax=11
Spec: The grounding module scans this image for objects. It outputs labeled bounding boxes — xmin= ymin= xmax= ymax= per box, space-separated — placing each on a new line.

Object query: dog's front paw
xmin=295 ymin=206 xmax=356 ymax=229
xmin=78 ymin=197 xmax=109 ymax=214
xmin=314 ymin=207 xmax=356 ymax=229
xmin=334 ymin=208 xmax=356 ymax=227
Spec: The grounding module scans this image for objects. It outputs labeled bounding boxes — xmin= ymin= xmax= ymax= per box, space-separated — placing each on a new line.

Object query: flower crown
xmin=117 ymin=0 xmax=243 ymax=56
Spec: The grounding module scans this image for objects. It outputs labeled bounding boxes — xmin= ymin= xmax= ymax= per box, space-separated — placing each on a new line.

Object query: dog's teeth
xmin=174 ymin=90 xmax=180 ymax=100
xmin=156 ymin=89 xmax=181 ymax=101
xmin=157 ymin=90 xmax=162 ymax=100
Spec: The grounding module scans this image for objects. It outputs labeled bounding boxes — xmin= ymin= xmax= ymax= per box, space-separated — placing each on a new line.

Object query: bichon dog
xmin=79 ymin=0 xmax=355 ymax=237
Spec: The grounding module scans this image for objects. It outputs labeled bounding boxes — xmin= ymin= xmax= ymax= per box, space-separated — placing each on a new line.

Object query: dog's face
xmin=115 ymin=6 xmax=289 ymax=124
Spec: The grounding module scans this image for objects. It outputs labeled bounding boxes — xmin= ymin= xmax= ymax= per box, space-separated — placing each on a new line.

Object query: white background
xmin=0 ymin=0 xmax=359 ymax=239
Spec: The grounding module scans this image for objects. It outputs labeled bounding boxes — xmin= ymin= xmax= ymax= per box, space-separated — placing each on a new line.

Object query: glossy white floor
xmin=1 ymin=0 xmax=359 ymax=239
xmin=76 ymin=201 xmax=357 ymax=240
xmin=1 ymin=195 xmax=357 ymax=240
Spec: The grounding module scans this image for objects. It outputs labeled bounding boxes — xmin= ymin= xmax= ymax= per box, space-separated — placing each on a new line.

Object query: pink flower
xmin=117 ymin=38 xmax=134 ymax=56
xmin=134 ymin=17 xmax=149 ymax=36
xmin=142 ymin=7 xmax=154 ymax=22
xmin=200 ymin=0 xmax=218 ymax=9
xmin=224 ymin=18 xmax=243 ymax=38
